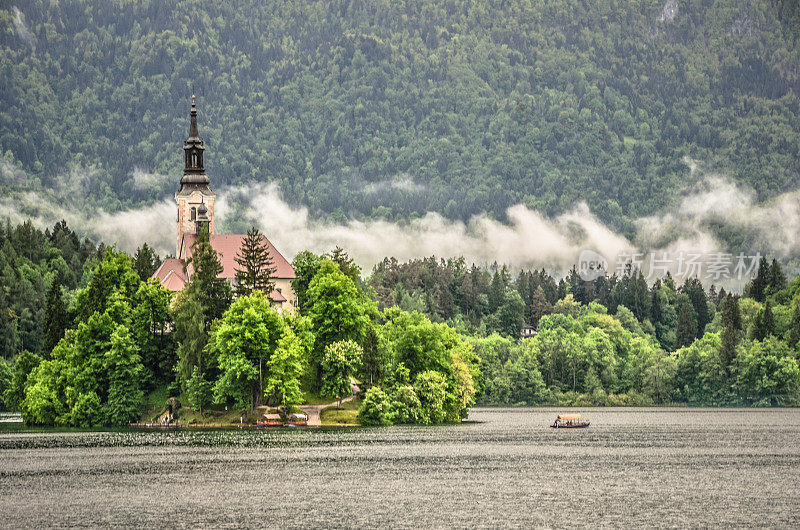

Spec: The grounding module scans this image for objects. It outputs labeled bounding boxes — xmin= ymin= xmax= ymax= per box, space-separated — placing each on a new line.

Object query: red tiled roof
xmin=161 ymin=270 xmax=189 ymax=292
xmin=153 ymin=258 xmax=188 ymax=292
xmin=182 ymin=234 xmax=295 ymax=279
xmin=269 ymin=289 xmax=287 ymax=302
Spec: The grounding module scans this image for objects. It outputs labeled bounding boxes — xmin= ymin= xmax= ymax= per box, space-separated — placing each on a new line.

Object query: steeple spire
xmin=179 ymin=90 xmax=210 ymax=192
xmin=189 ymin=86 xmax=199 ymax=138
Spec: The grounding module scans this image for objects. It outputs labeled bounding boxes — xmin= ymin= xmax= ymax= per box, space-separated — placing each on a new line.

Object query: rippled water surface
xmin=2 ymin=407 xmax=799 ymax=528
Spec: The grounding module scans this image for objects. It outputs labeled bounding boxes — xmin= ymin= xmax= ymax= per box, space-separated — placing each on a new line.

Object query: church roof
xmin=152 ymin=254 xmax=291 ymax=303
xmin=181 ymin=233 xmax=296 ymax=279
xmin=153 ymin=259 xmax=189 ymax=292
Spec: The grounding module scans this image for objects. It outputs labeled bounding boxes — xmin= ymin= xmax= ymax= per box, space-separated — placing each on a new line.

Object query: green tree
xmin=103 ymin=326 xmax=144 ymax=426
xmin=719 ymin=294 xmax=742 ymax=369
xmin=186 ymin=366 xmax=213 ymax=414
xmin=264 ymin=326 xmax=306 ymax=409
xmin=233 ymin=227 xmax=277 ymax=297
xmin=676 ymin=299 xmax=697 ymax=349
xmin=133 ymin=243 xmax=160 ymax=281
xmin=4 ymin=350 xmax=41 ymax=410
xmin=173 ymin=289 xmax=210 ymax=385
xmin=321 ymin=339 xmax=362 ymax=410
xmin=131 ymin=281 xmax=174 ymax=388
xmin=734 ymin=337 xmax=799 ymax=406
xmin=212 ymin=292 xmax=284 ymax=409
xmin=359 ymin=386 xmax=393 ymax=426
xmin=290 ymin=251 xmax=323 ymax=313
xmin=186 ymin=225 xmax=231 ymax=327
xmin=307 ymin=260 xmax=372 ymax=386
xmin=0 ymin=357 xmax=12 ymax=409
xmin=42 ymin=274 xmax=68 ymax=356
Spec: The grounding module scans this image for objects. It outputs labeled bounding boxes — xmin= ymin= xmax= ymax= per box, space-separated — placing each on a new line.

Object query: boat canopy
xmin=557 ymin=414 xmax=582 ymax=420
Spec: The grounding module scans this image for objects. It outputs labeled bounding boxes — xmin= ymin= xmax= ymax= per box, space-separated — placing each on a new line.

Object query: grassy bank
xmin=320 ymin=399 xmax=362 ymax=426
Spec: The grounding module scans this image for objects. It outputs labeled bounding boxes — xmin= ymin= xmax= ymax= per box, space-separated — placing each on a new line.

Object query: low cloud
xmin=11 ymin=7 xmax=36 ymax=50
xmin=364 ymin=175 xmax=425 ymax=194
xmin=130 ymin=168 xmax=171 ymax=190
xmin=1 ymin=161 xmax=798 ymax=287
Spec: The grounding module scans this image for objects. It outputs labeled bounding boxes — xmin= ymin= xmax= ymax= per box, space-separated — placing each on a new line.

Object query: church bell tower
xmin=176 ymin=91 xmax=215 ymax=258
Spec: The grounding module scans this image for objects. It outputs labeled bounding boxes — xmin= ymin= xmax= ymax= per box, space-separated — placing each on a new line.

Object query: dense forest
xmin=2 ymin=220 xmax=798 ymax=427
xmin=1 ymin=0 xmax=800 ymax=231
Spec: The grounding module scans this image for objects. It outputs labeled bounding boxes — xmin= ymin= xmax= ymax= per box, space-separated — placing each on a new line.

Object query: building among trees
xmin=153 ymin=95 xmax=297 ymax=312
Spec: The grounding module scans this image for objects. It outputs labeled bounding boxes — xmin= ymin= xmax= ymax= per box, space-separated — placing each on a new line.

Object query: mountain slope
xmin=1 ymin=0 xmax=799 ymax=227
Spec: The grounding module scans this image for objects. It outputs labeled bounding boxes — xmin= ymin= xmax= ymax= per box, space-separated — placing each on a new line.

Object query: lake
xmin=1 ymin=407 xmax=799 ymax=528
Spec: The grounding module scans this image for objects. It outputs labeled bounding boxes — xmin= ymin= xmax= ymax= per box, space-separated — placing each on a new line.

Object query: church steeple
xmin=176 ymin=90 xmax=215 ymax=258
xmin=180 ymin=90 xmax=210 ymax=192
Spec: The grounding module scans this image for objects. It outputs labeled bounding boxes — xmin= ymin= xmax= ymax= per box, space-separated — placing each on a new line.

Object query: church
xmin=152 ymin=95 xmax=297 ymax=313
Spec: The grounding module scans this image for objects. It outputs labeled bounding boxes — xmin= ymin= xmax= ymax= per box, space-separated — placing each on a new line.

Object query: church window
xmin=190 ymin=207 xmax=196 ymax=221
xmin=191 ymin=152 xmax=198 ymax=167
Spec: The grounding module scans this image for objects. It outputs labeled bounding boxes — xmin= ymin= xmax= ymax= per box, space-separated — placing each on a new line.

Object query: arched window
xmin=191 ymin=152 xmax=198 ymax=167
xmin=190 ymin=207 xmax=196 ymax=221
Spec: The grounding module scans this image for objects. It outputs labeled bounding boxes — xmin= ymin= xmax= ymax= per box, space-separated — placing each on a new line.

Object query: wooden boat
xmin=287 ymin=413 xmax=308 ymax=427
xmin=257 ymin=413 xmax=284 ymax=428
xmin=551 ymin=414 xmax=590 ymax=429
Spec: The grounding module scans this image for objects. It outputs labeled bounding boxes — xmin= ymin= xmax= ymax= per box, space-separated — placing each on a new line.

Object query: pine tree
xmin=751 ymin=300 xmax=776 ymax=341
xmin=233 ymin=227 xmax=277 ymax=297
xmin=42 ymin=274 xmax=68 ymax=356
xmin=767 ymin=259 xmax=787 ymax=294
xmin=681 ymin=278 xmax=710 ymax=338
xmin=676 ymin=299 xmax=697 ymax=348
xmin=326 ymin=246 xmax=361 ymax=282
xmin=530 ymin=286 xmax=552 ymax=327
xmin=187 ymin=225 xmax=231 ymax=327
xmin=762 ymin=300 xmax=776 ymax=338
xmin=650 ymin=279 xmax=663 ymax=324
xmin=748 ymin=256 xmax=769 ymax=302
xmin=133 ymin=243 xmax=160 ymax=281
xmin=719 ymin=294 xmax=742 ymax=369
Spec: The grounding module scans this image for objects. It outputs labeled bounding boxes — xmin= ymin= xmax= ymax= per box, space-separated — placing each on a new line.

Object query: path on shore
xmin=298 ymin=379 xmax=360 ymax=426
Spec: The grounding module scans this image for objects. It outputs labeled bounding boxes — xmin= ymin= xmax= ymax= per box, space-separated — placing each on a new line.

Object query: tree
xmin=413 ymin=370 xmax=448 ymax=424
xmin=751 ymin=300 xmax=776 ymax=341
xmin=233 ymin=227 xmax=277 ymax=297
xmin=74 ymin=248 xmax=141 ymax=322
xmin=0 ymin=357 xmax=10 ymax=409
xmin=326 ymin=247 xmax=361 ymax=282
xmin=186 ymin=366 xmax=213 ymax=414
xmin=131 ymin=281 xmax=174 ymax=388
xmin=307 ymin=260 xmax=372 ymax=387
xmin=493 ymin=291 xmax=525 ymax=339
xmin=530 ymin=286 xmax=553 ymax=327
xmin=748 ymin=256 xmax=770 ymax=302
xmin=734 ymin=337 xmax=800 ymax=406
xmin=42 ymin=274 xmax=68 ymax=356
xmin=173 ymin=289 xmax=210 ymax=385
xmin=186 ymin=225 xmax=231 ymax=327
xmin=682 ymin=278 xmax=711 ymax=337
xmin=264 ymin=327 xmax=305 ymax=409
xmin=719 ymin=294 xmax=742 ymax=370
xmin=676 ymin=299 xmax=697 ymax=349
xmin=359 ymin=386 xmax=393 ymax=426
xmin=133 ymin=243 xmax=160 ymax=281
xmin=103 ymin=326 xmax=144 ymax=425
xmin=212 ymin=292 xmax=285 ymax=409
xmin=321 ymin=340 xmax=361 ymax=410
xmin=766 ymin=259 xmax=787 ymax=296
xmin=4 ymin=350 xmax=41 ymax=411
xmin=290 ymin=251 xmax=323 ymax=313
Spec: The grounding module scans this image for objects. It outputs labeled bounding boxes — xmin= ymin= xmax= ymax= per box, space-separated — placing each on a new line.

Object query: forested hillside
xmin=1 ymin=0 xmax=799 ymax=226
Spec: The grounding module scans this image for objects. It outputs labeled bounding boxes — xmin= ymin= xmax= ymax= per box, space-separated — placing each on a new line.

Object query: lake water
xmin=1 ymin=407 xmax=799 ymax=528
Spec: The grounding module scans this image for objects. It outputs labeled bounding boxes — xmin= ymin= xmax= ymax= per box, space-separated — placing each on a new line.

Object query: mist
xmin=1 ymin=163 xmax=798 ymax=286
